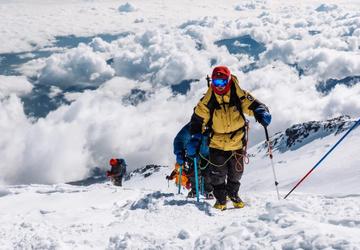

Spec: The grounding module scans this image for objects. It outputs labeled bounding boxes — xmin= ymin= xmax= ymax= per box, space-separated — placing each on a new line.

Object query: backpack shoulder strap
xmin=204 ymin=89 xmax=220 ymax=134
xmin=229 ymin=76 xmax=249 ymax=147
xmin=229 ymin=76 xmax=246 ymax=121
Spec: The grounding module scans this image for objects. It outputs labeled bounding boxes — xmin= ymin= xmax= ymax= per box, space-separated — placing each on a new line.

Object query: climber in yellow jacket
xmin=187 ymin=66 xmax=271 ymax=210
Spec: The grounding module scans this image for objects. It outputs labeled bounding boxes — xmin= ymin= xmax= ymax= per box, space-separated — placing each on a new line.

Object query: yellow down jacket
xmin=192 ymin=75 xmax=259 ymax=151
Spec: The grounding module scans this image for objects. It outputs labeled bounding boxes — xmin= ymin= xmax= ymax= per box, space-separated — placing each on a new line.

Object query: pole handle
xmin=265 ymin=126 xmax=270 ymax=141
xmin=264 ymin=126 xmax=273 ymax=159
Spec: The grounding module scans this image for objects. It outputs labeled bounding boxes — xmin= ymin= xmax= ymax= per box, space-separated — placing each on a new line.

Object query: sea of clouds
xmin=0 ymin=0 xmax=359 ymax=185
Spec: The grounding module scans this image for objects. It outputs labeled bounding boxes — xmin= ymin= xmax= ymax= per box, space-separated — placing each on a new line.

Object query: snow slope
xmin=1 ymin=175 xmax=359 ymax=249
xmin=1 ymin=117 xmax=359 ymax=249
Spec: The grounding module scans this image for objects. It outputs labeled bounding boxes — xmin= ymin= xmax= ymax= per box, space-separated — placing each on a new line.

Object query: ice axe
xmin=264 ymin=126 xmax=281 ymax=200
xmin=206 ymin=75 xmax=211 ymax=87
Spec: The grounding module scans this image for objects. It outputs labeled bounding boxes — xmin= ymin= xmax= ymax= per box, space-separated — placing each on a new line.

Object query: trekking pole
xmin=201 ymin=177 xmax=205 ymax=195
xmin=193 ymin=158 xmax=200 ymax=202
xmin=265 ymin=126 xmax=281 ymax=200
xmin=284 ymin=117 xmax=360 ymax=199
xmin=178 ymin=164 xmax=183 ymax=194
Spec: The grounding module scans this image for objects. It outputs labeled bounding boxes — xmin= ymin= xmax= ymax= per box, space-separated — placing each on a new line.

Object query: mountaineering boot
xmin=205 ymin=192 xmax=214 ymax=200
xmin=187 ymin=189 xmax=196 ymax=198
xmin=228 ymin=194 xmax=245 ymax=208
xmin=113 ymin=177 xmax=123 ymax=186
xmin=213 ymin=201 xmax=227 ymax=211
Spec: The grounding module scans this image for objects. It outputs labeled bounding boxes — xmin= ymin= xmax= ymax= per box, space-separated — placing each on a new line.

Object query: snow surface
xmin=1 ymin=118 xmax=360 ymax=249
xmin=1 ymin=184 xmax=360 ymax=249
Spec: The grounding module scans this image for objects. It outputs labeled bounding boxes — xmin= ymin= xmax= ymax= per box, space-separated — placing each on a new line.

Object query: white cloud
xmin=0 ymin=76 xmax=208 ymax=184
xmin=112 ymin=30 xmax=210 ymax=85
xmin=0 ymin=95 xmax=31 ymax=184
xmin=18 ymin=118 xmax=91 ymax=184
xmin=38 ymin=44 xmax=115 ymax=88
xmin=261 ymin=40 xmax=299 ymax=65
xmin=48 ymin=86 xmax=62 ymax=98
xmin=297 ymin=48 xmax=360 ymax=81
xmin=235 ymin=3 xmax=256 ymax=11
xmin=0 ymin=186 xmax=10 ymax=196
xmin=239 ymin=61 xmax=360 ymax=145
xmin=240 ymin=62 xmax=322 ymax=142
xmin=89 ymin=37 xmax=113 ymax=53
xmin=118 ymin=3 xmax=137 ymax=13
xmin=315 ymin=4 xmax=338 ymax=12
xmin=134 ymin=18 xmax=144 ymax=23
xmin=322 ymin=84 xmax=360 ymax=118
xmin=0 ymin=75 xmax=33 ymax=98
xmin=0 ymin=60 xmax=347 ymax=185
xmin=234 ymin=0 xmax=268 ymax=11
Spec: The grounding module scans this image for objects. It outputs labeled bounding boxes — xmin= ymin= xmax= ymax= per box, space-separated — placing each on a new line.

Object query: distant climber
xmin=187 ymin=66 xmax=271 ymax=210
xmin=107 ymin=158 xmax=127 ymax=186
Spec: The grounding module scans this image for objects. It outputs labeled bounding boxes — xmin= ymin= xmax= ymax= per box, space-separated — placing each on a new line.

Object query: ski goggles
xmin=212 ymin=78 xmax=229 ymax=87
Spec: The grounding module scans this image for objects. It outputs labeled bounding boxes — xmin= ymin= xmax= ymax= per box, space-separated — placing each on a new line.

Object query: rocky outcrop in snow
xmin=257 ymin=116 xmax=355 ymax=154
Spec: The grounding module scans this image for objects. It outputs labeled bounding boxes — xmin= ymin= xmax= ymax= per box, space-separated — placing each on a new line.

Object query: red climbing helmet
xmin=109 ymin=158 xmax=118 ymax=166
xmin=211 ymin=66 xmax=232 ymax=95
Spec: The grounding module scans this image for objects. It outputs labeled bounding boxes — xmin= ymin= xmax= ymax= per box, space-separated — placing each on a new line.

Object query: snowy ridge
xmin=254 ymin=115 xmax=355 ymax=154
xmin=244 ymin=116 xmax=360 ymax=196
xmin=125 ymin=164 xmax=165 ymax=180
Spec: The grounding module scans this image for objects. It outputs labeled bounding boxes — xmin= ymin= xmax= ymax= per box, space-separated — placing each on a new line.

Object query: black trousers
xmin=209 ymin=148 xmax=244 ymax=204
xmin=201 ymin=163 xmax=214 ymax=193
xmin=112 ymin=175 xmax=123 ymax=186
xmin=188 ymin=158 xmax=213 ymax=193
